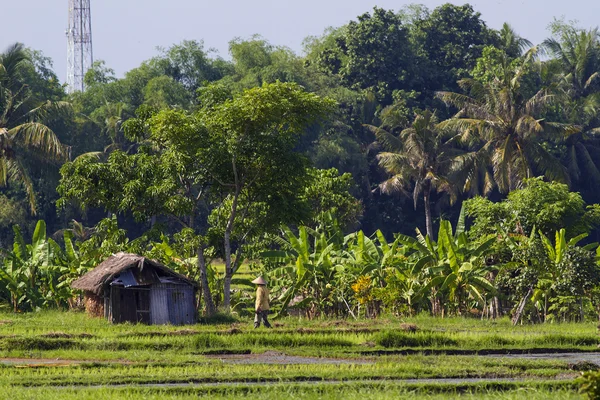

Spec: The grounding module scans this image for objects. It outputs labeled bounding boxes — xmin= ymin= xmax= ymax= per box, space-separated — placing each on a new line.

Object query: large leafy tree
xmin=414 ymin=4 xmax=499 ymax=91
xmin=465 ymin=178 xmax=600 ymax=239
xmin=151 ymin=40 xmax=228 ymax=94
xmin=438 ymin=47 xmax=577 ymax=194
xmin=59 ymin=107 xmax=219 ymax=315
xmin=199 ymin=82 xmax=335 ymax=310
xmin=312 ymin=7 xmax=416 ymax=103
xmin=369 ymin=110 xmax=462 ymax=239
xmin=0 ymin=43 xmax=67 ymax=213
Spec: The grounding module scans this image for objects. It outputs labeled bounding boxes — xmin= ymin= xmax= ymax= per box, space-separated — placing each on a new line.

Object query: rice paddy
xmin=0 ymin=310 xmax=597 ymax=399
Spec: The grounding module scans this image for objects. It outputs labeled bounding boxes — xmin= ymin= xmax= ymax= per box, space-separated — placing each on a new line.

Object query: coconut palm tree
xmin=543 ymin=27 xmax=600 ymax=100
xmin=542 ymin=29 xmax=600 ymax=196
xmin=563 ymin=125 xmax=600 ymax=198
xmin=437 ymin=47 xmax=578 ymax=194
xmin=0 ymin=43 xmax=68 ymax=213
xmin=368 ymin=110 xmax=463 ymax=239
xmin=499 ymin=23 xmax=533 ymax=58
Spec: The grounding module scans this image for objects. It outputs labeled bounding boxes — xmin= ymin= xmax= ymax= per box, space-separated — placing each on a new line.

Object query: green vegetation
xmin=1 ymin=3 xmax=600 ymax=323
xmin=0 ymin=384 xmax=583 ymax=400
xmin=0 ymin=312 xmax=592 ymax=399
xmin=5 ymin=2 xmax=600 ymax=398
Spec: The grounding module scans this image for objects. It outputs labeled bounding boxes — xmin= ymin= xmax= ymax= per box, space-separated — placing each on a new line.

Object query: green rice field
xmin=0 ymin=311 xmax=597 ymax=399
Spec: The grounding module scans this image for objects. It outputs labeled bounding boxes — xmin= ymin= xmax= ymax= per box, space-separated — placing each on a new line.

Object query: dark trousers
xmin=254 ymin=310 xmax=271 ymax=328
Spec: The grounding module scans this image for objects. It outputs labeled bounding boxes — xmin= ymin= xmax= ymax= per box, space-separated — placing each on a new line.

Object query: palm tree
xmin=368 ymin=110 xmax=463 ymax=239
xmin=437 ymin=47 xmax=578 ymax=194
xmin=542 ymin=28 xmax=600 ymax=195
xmin=499 ymin=23 xmax=533 ymax=58
xmin=0 ymin=43 xmax=68 ymax=213
xmin=563 ymin=127 xmax=600 ymax=198
xmin=543 ymin=28 xmax=600 ymax=100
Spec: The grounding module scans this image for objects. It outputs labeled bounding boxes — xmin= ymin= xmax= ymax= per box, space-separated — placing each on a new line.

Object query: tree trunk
xmin=198 ymin=245 xmax=216 ymax=317
xmin=423 ymin=183 xmax=434 ymax=239
xmin=512 ymin=288 xmax=533 ymax=325
xmin=223 ymin=186 xmax=240 ymax=311
xmin=493 ymin=296 xmax=501 ymax=318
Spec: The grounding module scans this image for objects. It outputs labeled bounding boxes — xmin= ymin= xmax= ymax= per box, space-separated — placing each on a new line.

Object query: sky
xmin=2 ymin=0 xmax=598 ymax=84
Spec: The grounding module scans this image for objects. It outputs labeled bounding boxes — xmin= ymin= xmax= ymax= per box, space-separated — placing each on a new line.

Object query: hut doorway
xmin=109 ymin=286 xmax=151 ymax=324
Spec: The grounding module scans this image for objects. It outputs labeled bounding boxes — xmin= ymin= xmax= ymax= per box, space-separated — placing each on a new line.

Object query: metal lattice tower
xmin=66 ymin=0 xmax=93 ymax=93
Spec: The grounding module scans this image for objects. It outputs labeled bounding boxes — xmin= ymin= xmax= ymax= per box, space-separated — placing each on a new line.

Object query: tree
xmin=225 ymin=36 xmax=309 ymax=91
xmin=152 ymin=40 xmax=228 ymax=94
xmin=499 ymin=23 xmax=533 ymax=58
xmin=543 ymin=27 xmax=600 ymax=100
xmin=302 ymin=168 xmax=362 ymax=230
xmin=312 ymin=7 xmax=416 ymax=103
xmin=465 ymin=178 xmax=600 ymax=239
xmin=199 ymin=82 xmax=335 ymax=310
xmin=562 ymin=128 xmax=600 ymax=201
xmin=58 ymin=109 xmax=219 ymax=315
xmin=0 ymin=43 xmax=68 ymax=213
xmin=368 ymin=110 xmax=462 ymax=239
xmin=438 ymin=47 xmax=577 ymax=194
xmin=542 ymin=27 xmax=600 ymax=198
xmin=143 ymin=76 xmax=190 ymax=109
xmin=414 ymin=4 xmax=499 ymax=91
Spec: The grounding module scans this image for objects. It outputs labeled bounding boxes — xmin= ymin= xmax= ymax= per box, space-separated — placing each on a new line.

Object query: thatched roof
xmin=71 ymin=252 xmax=196 ymax=296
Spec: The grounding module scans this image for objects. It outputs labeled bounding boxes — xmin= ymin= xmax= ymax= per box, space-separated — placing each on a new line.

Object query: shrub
xmin=579 ymin=371 xmax=600 ymax=399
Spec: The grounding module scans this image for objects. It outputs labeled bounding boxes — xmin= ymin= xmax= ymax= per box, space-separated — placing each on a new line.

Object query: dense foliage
xmin=3 ymin=3 xmax=600 ymax=322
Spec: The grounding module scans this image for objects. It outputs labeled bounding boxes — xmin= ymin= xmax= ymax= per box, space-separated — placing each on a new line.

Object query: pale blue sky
xmin=2 ymin=1 xmax=599 ymax=84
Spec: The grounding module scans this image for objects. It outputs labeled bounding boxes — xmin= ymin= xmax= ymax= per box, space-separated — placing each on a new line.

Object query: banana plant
xmin=0 ymin=221 xmax=63 ymax=311
xmin=532 ymin=228 xmax=596 ymax=321
xmin=434 ymin=220 xmax=496 ymax=313
xmin=397 ymin=208 xmax=497 ymax=315
xmin=262 ymin=222 xmax=345 ymax=317
xmin=539 ymin=228 xmax=592 ymax=264
xmin=343 ymin=230 xmax=407 ymax=284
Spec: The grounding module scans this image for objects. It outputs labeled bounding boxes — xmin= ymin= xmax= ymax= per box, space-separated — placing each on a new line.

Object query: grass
xmin=0 ymin=355 xmax=575 ymax=386
xmin=0 ymin=382 xmax=583 ymax=400
xmin=1 ymin=311 xmax=599 ymax=358
xmin=0 ymin=310 xmax=597 ymax=398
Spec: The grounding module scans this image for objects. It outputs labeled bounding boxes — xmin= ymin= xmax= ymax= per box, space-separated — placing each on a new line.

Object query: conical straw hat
xmin=251 ymin=276 xmax=267 ymax=285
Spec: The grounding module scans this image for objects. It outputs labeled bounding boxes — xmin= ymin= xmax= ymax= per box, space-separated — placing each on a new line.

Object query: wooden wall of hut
xmin=150 ymin=283 xmax=196 ymax=325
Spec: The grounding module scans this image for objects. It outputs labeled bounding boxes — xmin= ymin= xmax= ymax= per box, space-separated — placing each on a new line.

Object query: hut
xmin=72 ymin=252 xmax=197 ymax=325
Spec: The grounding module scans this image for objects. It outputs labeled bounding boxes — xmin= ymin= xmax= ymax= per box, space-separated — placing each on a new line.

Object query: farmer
xmin=252 ymin=276 xmax=271 ymax=328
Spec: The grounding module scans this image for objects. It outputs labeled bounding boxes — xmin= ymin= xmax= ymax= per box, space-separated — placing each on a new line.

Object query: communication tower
xmin=66 ymin=0 xmax=93 ymax=93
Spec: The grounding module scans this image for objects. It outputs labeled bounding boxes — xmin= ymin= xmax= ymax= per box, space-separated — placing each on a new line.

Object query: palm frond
xmin=6 ymin=157 xmax=36 ymax=214
xmin=379 ymin=175 xmax=410 ymax=196
xmin=9 ymin=122 xmax=65 ymax=160
xmin=376 ymin=152 xmax=411 ymax=174
xmin=365 ymin=124 xmax=402 ymax=151
xmin=525 ymin=141 xmax=569 ymax=185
